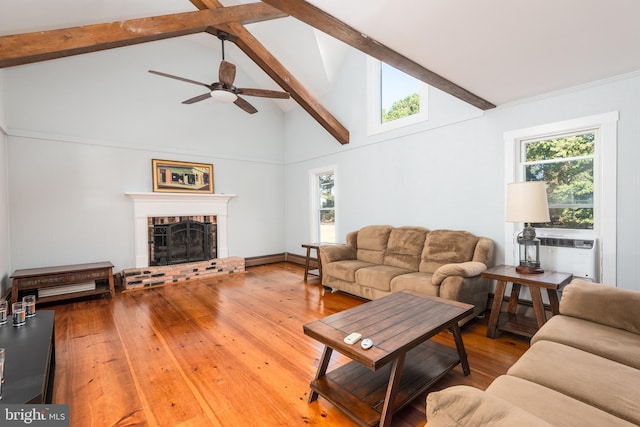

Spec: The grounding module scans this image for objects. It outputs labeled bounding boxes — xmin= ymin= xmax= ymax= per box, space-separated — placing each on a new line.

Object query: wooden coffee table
xmin=303 ymin=290 xmax=474 ymax=427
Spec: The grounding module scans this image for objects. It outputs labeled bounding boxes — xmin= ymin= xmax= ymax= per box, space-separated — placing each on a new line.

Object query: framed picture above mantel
xmin=152 ymin=159 xmax=214 ymax=194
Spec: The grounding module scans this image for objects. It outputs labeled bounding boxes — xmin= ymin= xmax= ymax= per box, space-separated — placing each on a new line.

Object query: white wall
xmin=4 ymin=37 xmax=286 ymax=272
xmin=283 ymin=50 xmax=640 ymax=292
xmin=0 ymin=69 xmax=11 ymax=295
xmin=4 ymin=39 xmax=640 ymax=292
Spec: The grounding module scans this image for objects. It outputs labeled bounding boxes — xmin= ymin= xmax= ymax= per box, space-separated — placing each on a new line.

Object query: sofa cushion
xmin=426 ymin=385 xmax=553 ymax=427
xmin=507 ymin=340 xmax=640 ymax=425
xmin=390 ymin=272 xmax=439 ymax=296
xmin=419 ymin=230 xmax=479 ymax=273
xmin=532 ymin=314 xmax=640 ymax=370
xmin=383 ymin=226 xmax=429 ymax=270
xmin=471 ymin=237 xmax=494 ymax=266
xmin=355 ymin=265 xmax=413 ymax=292
xmin=487 ymin=375 xmax=637 ymax=427
xmin=355 ymin=225 xmax=393 ymax=264
xmin=345 ymin=230 xmax=358 ymax=249
xmin=323 ymin=260 xmax=376 ymax=282
xmin=560 ymin=279 xmax=640 ymax=334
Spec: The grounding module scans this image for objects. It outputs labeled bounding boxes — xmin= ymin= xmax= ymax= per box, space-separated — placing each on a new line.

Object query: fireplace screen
xmin=148 ymin=216 xmax=217 ymax=266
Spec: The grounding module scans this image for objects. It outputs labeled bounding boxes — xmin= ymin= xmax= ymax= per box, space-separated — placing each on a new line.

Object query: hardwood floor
xmin=49 ymin=263 xmax=529 ymax=426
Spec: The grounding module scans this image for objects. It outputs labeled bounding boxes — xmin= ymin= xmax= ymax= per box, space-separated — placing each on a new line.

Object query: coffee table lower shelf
xmin=310 ymin=341 xmax=461 ymax=427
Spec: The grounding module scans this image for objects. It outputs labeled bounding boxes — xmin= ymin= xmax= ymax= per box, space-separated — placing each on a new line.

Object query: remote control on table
xmin=360 ymin=338 xmax=373 ymax=350
xmin=343 ymin=332 xmax=362 ymax=345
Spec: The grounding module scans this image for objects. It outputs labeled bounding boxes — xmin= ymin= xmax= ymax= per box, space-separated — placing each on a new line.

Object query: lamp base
xmin=516 ymin=265 xmax=544 ymax=274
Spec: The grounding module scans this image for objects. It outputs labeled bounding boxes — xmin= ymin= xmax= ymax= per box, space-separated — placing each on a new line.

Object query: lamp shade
xmin=506 ymin=181 xmax=550 ymax=223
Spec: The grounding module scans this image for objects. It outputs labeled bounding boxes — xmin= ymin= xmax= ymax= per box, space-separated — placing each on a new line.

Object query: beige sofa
xmin=426 ymin=279 xmax=640 ymax=426
xmin=319 ymin=225 xmax=494 ymax=324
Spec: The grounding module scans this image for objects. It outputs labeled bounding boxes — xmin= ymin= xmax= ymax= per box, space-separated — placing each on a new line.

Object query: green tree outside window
xmin=524 ymin=133 xmax=595 ymax=229
xmin=382 ymin=93 xmax=420 ymax=123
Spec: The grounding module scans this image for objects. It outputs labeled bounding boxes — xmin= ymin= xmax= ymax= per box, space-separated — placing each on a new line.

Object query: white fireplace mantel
xmin=125 ymin=192 xmax=236 ymax=268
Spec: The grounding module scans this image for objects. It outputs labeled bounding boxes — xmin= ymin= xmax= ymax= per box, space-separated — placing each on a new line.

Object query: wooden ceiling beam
xmin=193 ymin=0 xmax=349 ymax=144
xmin=260 ymin=0 xmax=496 ymax=110
xmin=0 ymin=3 xmax=286 ymax=68
xmin=219 ymin=24 xmax=350 ymax=145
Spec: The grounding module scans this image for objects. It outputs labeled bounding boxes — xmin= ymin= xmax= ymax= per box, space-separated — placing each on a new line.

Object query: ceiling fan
xmin=148 ymin=33 xmax=290 ymax=114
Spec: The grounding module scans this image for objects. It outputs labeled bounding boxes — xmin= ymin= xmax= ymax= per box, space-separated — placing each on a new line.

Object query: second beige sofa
xmin=426 ymin=279 xmax=640 ymax=426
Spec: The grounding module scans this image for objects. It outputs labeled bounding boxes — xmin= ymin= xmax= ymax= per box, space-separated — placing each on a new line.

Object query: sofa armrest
xmin=560 ymin=279 xmax=640 ymax=334
xmin=432 ymin=261 xmax=487 ymax=286
xmin=426 ymin=386 xmax=553 ymax=427
xmin=319 ymin=244 xmax=356 ymax=265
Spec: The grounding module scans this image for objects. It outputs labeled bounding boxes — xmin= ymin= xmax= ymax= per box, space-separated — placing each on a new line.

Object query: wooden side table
xmin=301 ymin=243 xmax=322 ymax=282
xmin=483 ymin=265 xmax=573 ymax=339
xmin=301 ymin=242 xmax=344 ymax=282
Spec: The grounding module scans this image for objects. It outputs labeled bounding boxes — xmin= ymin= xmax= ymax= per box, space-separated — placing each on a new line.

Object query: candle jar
xmin=0 ymin=301 xmax=7 ymax=325
xmin=12 ymin=302 xmax=26 ymax=326
xmin=22 ymin=295 xmax=36 ymax=318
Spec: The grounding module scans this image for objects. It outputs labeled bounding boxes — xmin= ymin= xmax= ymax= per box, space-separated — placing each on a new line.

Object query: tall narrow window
xmin=309 ymin=167 xmax=337 ymax=243
xmin=367 ymin=58 xmax=428 ymax=135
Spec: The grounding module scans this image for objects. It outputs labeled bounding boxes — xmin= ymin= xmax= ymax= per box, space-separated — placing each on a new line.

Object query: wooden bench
xmin=10 ymin=261 xmax=115 ymax=304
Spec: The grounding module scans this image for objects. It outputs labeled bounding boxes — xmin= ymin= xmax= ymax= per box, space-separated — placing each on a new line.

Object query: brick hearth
xmin=122 ymin=257 xmax=245 ymax=291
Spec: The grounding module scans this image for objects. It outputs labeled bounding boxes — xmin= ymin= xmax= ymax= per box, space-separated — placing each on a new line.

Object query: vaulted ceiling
xmin=2 ymin=0 xmax=640 ymax=145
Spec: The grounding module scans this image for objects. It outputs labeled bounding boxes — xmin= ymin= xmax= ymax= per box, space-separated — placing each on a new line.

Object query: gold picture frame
xmin=152 ymin=159 xmax=214 ymax=194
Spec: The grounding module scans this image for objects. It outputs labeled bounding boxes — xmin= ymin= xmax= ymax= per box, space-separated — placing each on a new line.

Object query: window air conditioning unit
xmin=538 ymin=236 xmax=598 ymax=281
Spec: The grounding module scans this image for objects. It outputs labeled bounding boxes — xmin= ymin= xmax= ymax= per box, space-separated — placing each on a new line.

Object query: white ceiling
xmin=2 ymin=0 xmax=640 ymax=107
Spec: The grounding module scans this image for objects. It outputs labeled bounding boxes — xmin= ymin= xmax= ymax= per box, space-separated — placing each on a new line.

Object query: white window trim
xmin=309 ymin=165 xmax=337 ymax=243
xmin=504 ymin=112 xmax=618 ymax=284
xmin=366 ymin=57 xmax=428 ymax=136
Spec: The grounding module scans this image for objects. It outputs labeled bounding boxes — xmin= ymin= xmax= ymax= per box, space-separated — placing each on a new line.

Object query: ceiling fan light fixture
xmin=210 ymin=90 xmax=237 ymax=103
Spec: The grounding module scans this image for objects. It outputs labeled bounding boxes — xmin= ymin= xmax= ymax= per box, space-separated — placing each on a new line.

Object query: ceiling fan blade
xmin=148 ymin=70 xmax=211 ymax=89
xmin=182 ymin=93 xmax=212 ymax=104
xmin=219 ymin=60 xmax=236 ymax=87
xmin=237 ymin=88 xmax=290 ymax=99
xmin=234 ymin=96 xmax=258 ymax=114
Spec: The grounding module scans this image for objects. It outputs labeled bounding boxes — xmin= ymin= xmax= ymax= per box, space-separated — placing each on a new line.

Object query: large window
xmin=522 ymin=132 xmax=595 ymax=230
xmin=367 ymin=58 xmax=428 ymax=134
xmin=504 ymin=112 xmax=618 ymax=283
xmin=309 ymin=167 xmax=336 ymax=243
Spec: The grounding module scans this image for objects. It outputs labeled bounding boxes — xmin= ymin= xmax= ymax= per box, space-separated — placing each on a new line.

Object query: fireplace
xmin=125 ymin=192 xmax=235 ymax=268
xmin=123 ymin=192 xmax=243 ymax=290
xmin=149 ymin=216 xmax=217 ymax=266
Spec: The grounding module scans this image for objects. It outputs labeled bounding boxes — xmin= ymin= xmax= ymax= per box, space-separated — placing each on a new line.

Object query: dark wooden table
xmin=301 ymin=242 xmax=341 ymax=282
xmin=11 ymin=261 xmax=115 ymax=304
xmin=0 ymin=310 xmax=55 ymax=403
xmin=303 ymin=290 xmax=474 ymax=427
xmin=483 ymin=265 xmax=573 ymax=339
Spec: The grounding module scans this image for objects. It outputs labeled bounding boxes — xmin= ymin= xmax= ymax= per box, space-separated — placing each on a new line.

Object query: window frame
xmin=366 ymin=57 xmax=429 ymax=136
xmin=504 ymin=112 xmax=618 ymax=283
xmin=521 ymin=131 xmax=596 ymax=229
xmin=309 ymin=166 xmax=337 ymax=243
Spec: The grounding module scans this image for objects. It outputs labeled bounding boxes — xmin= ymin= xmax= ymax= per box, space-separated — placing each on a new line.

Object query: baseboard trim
xmin=244 ymin=253 xmax=313 ymax=268
xmin=245 ymin=254 xmax=286 ymax=267
xmin=286 ymin=253 xmax=311 ymax=266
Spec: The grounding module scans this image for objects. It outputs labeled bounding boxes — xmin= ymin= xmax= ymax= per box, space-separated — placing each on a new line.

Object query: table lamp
xmin=506 ymin=181 xmax=550 ymax=274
